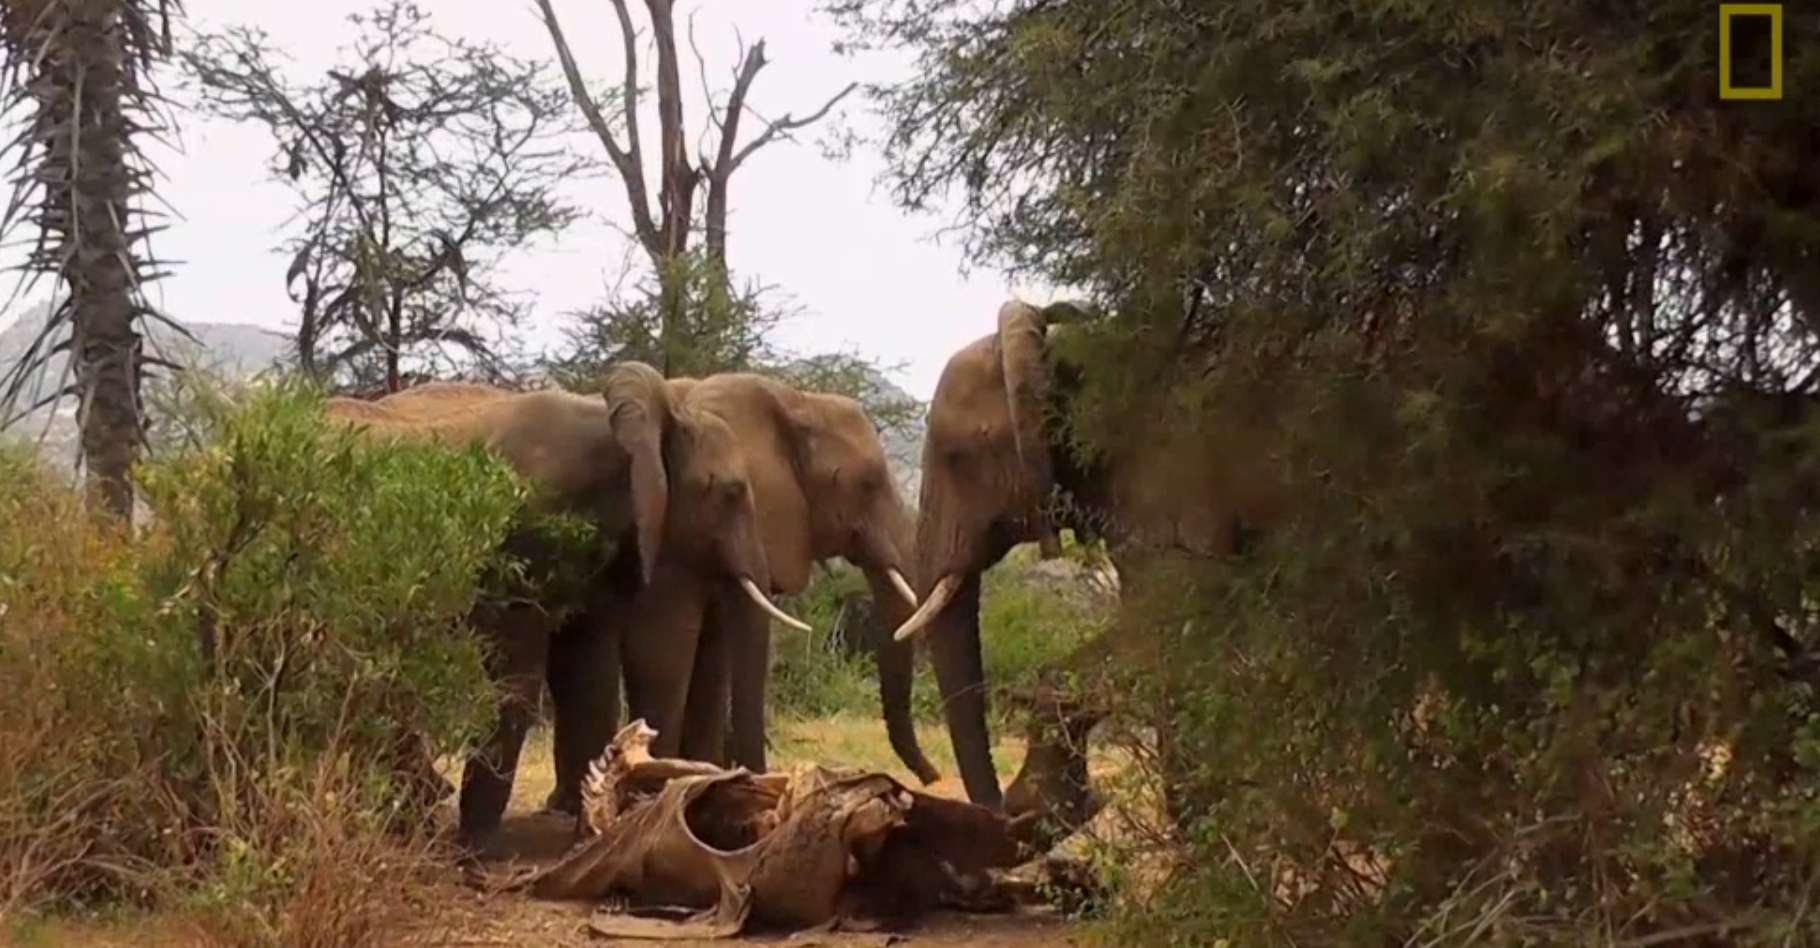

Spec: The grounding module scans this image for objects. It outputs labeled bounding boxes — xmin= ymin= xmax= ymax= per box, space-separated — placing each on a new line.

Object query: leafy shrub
xmin=978 ymin=542 xmax=1111 ymax=718
xmin=0 ymin=382 xmax=551 ymax=937
xmin=844 ymin=0 xmax=1820 ymax=940
xmin=770 ymin=547 xmax=1110 ymax=725
xmin=1081 ymin=346 xmax=1820 ymax=946
xmin=770 ymin=566 xmax=881 ymax=720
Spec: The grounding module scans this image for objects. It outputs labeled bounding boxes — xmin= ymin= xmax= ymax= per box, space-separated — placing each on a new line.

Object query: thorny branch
xmin=183 ymin=0 xmax=594 ymax=392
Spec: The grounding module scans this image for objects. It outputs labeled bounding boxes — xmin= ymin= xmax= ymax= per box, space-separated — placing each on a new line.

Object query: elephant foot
xmin=540 ymin=784 xmax=582 ymax=817
xmin=455 ymin=823 xmax=507 ymax=865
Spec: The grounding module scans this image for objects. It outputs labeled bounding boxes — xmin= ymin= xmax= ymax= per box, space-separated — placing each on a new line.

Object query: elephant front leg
xmin=543 ymin=603 xmax=624 ymax=815
xmin=620 ymin=568 xmax=706 ymax=759
xmin=458 ymin=602 xmax=551 ymax=854
xmin=719 ymin=591 xmax=773 ymax=774
xmin=679 ymin=613 xmax=732 ymax=765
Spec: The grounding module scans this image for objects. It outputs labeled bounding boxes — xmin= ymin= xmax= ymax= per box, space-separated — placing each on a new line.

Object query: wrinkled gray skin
xmin=322 ymin=363 xmax=784 ymax=854
xmin=625 ymin=373 xmax=937 ymax=785
xmin=902 ymin=300 xmax=1285 ymax=827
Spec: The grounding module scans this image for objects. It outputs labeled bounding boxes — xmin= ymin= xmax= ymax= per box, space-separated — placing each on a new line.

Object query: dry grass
xmin=6 ymin=714 xmax=1113 ymax=947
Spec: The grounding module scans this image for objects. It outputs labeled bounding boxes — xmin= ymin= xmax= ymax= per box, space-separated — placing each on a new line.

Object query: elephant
xmin=890 ymin=299 xmax=1288 ymax=827
xmin=319 ymin=364 xmax=808 ymax=853
xmin=618 ymin=372 xmax=939 ymax=786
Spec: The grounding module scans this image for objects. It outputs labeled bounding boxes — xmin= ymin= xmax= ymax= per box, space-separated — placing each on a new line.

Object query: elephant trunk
xmin=862 ymin=565 xmax=939 ymax=785
xmin=924 ymin=572 xmax=1000 ymax=809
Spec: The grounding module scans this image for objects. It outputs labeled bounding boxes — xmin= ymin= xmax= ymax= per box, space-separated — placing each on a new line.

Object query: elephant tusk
xmin=886 ymin=568 xmax=919 ymax=610
xmin=739 ymin=577 xmax=813 ymax=633
xmin=893 ymin=573 xmax=964 ymax=642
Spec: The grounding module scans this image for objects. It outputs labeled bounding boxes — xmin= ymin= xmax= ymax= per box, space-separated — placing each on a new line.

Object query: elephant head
xmin=652 ymin=394 xmax=802 ymax=627
xmin=784 ymin=389 xmax=921 ymax=605
xmin=890 ymin=299 xmax=1092 ymax=810
xmin=771 ymin=386 xmax=935 ymax=783
xmin=654 ymin=374 xmax=935 ymax=780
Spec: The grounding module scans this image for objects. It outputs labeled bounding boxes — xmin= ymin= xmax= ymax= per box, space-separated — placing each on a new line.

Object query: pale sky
xmin=2 ymin=0 xmax=1051 ymax=399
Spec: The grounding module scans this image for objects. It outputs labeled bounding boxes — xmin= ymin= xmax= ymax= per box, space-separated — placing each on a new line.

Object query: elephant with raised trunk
xmin=625 ymin=372 xmax=939 ymax=786
xmin=322 ymin=364 xmax=810 ymax=853
xmin=893 ymin=300 xmax=1286 ymax=827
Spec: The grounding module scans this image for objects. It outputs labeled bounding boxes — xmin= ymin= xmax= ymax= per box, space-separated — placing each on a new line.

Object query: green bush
xmin=770 ymin=567 xmax=881 ymax=721
xmin=846 ymin=0 xmax=1820 ymax=940
xmin=769 ymin=548 xmax=1109 ymax=725
xmin=0 ymin=382 xmax=551 ymax=931
xmin=978 ymin=543 xmax=1109 ymax=718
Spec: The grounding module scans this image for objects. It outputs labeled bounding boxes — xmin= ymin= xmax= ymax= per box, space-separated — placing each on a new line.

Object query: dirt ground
xmin=8 ymin=717 xmax=1093 ymax=947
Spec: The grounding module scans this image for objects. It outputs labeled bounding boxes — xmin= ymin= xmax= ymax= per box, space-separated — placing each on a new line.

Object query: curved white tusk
xmin=886 ymin=568 xmax=919 ymax=610
xmin=893 ymin=573 xmax=964 ymax=642
xmin=739 ymin=577 xmax=813 ymax=633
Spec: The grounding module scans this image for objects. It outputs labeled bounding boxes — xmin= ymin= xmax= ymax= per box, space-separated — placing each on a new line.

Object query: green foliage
xmin=842 ymin=0 xmax=1820 ymax=942
xmin=135 ymin=382 xmax=514 ymax=781
xmin=550 ymin=251 xmax=783 ymax=386
xmin=770 ymin=552 xmax=1109 ymax=725
xmin=550 ymin=250 xmax=927 ymax=441
xmin=770 ymin=351 xmax=926 ymax=446
xmin=978 ymin=545 xmax=1108 ymax=714
xmin=183 ymin=0 xmax=591 ymax=387
xmin=770 ymin=567 xmax=881 ymax=721
xmin=0 ymin=382 xmax=548 ymax=924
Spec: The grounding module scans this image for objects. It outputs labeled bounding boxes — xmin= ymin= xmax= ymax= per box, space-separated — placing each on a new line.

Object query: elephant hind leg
xmin=545 ymin=607 xmax=623 ymax=815
xmin=458 ymin=604 xmax=550 ymax=851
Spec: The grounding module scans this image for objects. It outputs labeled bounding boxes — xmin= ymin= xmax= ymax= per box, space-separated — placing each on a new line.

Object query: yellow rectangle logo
xmin=1720 ymin=3 xmax=1784 ymax=100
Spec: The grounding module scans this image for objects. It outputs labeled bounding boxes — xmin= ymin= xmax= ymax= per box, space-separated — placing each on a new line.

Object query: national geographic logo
xmin=1719 ymin=4 xmax=1784 ymax=100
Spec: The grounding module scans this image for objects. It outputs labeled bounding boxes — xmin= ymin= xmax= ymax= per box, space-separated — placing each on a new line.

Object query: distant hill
xmin=0 ymin=301 xmax=930 ymax=494
xmin=874 ymin=381 xmax=927 ymax=500
xmin=0 ymin=299 xmax=291 ymax=473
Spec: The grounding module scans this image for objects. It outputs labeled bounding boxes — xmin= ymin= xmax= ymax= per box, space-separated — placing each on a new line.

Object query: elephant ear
xmin=602 ymin=361 xmax=672 ymax=585
xmin=772 ymin=386 xmax=832 ymax=480
xmin=998 ymin=300 xmax=1063 ymax=557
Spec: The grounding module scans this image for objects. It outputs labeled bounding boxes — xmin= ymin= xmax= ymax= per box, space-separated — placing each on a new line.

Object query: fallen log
xmin=520 ymin=720 xmax=1052 ymax=938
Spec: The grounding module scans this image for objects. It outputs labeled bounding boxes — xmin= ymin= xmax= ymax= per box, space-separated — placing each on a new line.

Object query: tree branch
xmin=727 ymin=81 xmax=858 ymax=173
xmin=533 ymin=0 xmax=659 ymax=256
xmin=687 ymin=9 xmax=725 ymax=170
xmin=644 ymin=0 xmax=696 ymax=257
xmin=703 ymin=38 xmax=769 ymax=269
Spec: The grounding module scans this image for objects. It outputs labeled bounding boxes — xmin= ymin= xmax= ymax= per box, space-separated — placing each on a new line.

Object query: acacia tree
xmin=184 ymin=0 xmax=592 ymax=392
xmin=837 ymin=0 xmax=1820 ymax=942
xmin=535 ymin=0 xmax=854 ymax=376
xmin=547 ymin=250 xmax=784 ymax=383
xmin=0 ymin=0 xmax=183 ymax=521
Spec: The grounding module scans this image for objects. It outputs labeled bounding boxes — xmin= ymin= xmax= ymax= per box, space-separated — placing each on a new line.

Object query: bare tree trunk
xmin=386 ymin=293 xmax=403 ymax=393
xmin=536 ymin=0 xmax=854 ymax=377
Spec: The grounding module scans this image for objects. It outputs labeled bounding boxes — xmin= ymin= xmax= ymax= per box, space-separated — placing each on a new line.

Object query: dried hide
xmin=523 ymin=721 xmax=1041 ymax=939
